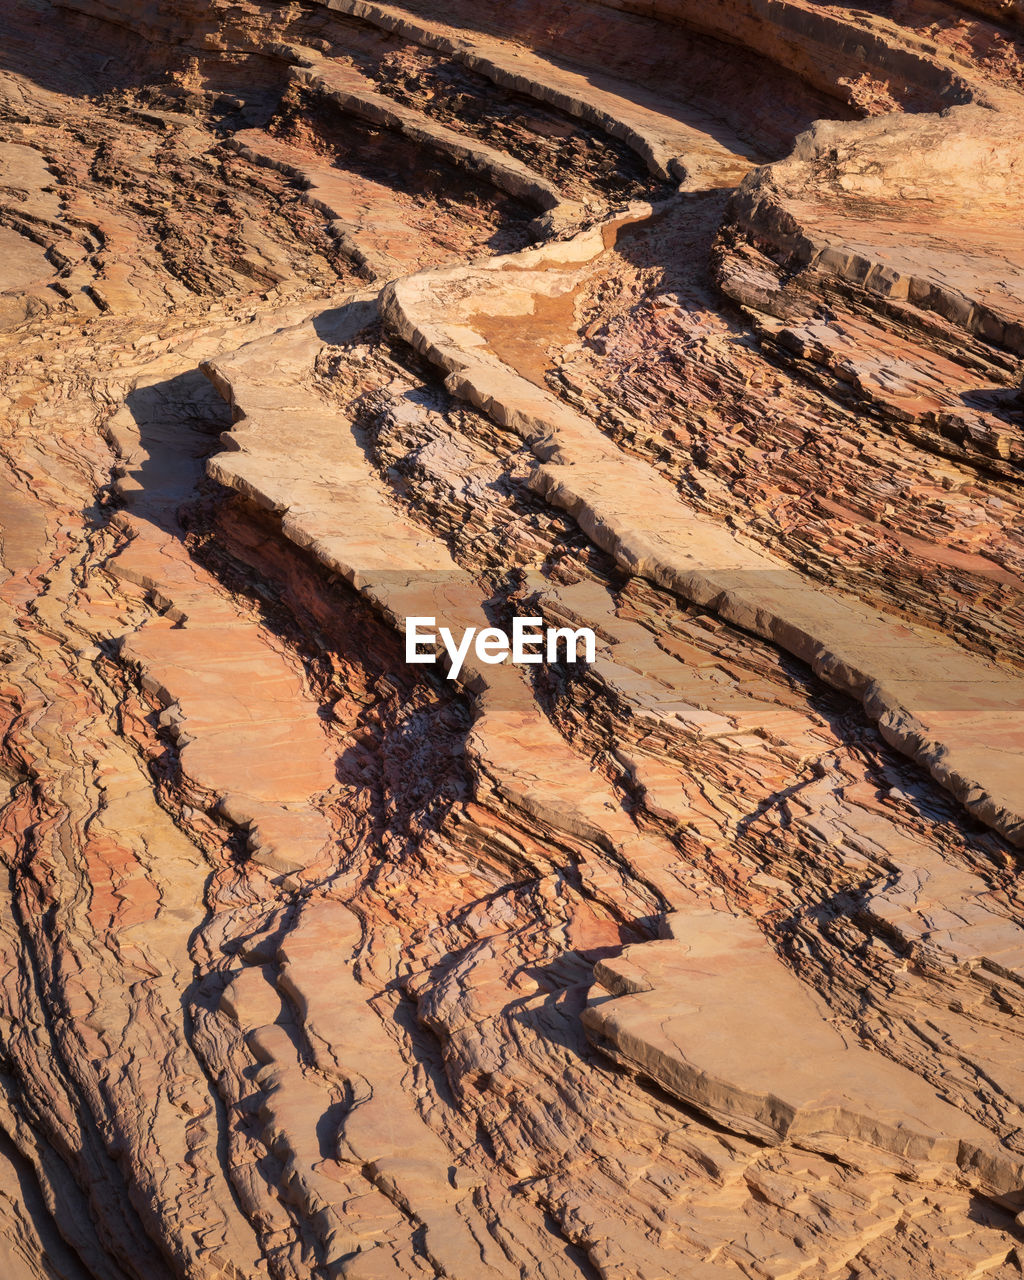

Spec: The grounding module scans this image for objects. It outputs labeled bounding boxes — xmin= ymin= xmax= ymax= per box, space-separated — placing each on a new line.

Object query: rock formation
xmin=1 ymin=0 xmax=1023 ymax=1276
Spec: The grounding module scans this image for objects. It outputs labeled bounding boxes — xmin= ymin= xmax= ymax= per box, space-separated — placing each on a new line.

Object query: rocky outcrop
xmin=1 ymin=0 xmax=1024 ymax=1276
xmin=583 ymin=910 xmax=1024 ymax=1200
xmin=378 ymin=221 xmax=1024 ymax=848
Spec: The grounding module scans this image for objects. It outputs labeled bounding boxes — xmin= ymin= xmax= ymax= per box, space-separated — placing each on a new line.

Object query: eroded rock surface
xmin=1 ymin=0 xmax=1024 ymax=1276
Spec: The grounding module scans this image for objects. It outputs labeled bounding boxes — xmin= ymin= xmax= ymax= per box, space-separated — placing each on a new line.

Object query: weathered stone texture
xmin=0 ymin=0 xmax=1023 ymax=1276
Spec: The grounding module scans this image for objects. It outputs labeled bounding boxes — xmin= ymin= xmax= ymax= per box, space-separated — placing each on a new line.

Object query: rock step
xmin=533 ymin=575 xmax=1024 ymax=986
xmin=583 ymin=909 xmax=1024 ymax=1211
xmin=290 ymin=60 xmax=578 ymax=228
xmin=314 ymin=0 xmax=756 ymax=183
xmin=727 ymin=109 xmax=1024 ymax=356
xmin=201 ymin=295 xmax=1024 ymax=1212
xmin=223 ymin=133 xmax=410 ymax=281
xmin=720 ymin=252 xmax=1022 ymax=467
xmin=111 ymin=519 xmax=339 ymax=880
xmin=101 ymin=365 xmax=341 ymax=881
xmin=219 ymin=898 xmax=519 ymax=1278
xmin=380 ymin=212 xmax=1024 ymax=848
xmin=201 ymin=295 xmax=691 ymax=900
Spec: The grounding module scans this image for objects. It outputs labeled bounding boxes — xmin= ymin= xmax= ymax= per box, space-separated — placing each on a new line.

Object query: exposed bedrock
xmin=1 ymin=0 xmax=1024 ymax=1276
xmin=724 ymin=105 xmax=1024 ymax=355
xmin=378 ymin=216 xmax=1024 ymax=849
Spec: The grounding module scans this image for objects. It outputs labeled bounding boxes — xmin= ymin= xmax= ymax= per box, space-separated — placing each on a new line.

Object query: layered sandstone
xmin=1 ymin=0 xmax=1023 ymax=1277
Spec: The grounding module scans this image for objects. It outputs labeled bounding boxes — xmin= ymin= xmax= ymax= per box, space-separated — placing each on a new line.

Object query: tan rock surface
xmin=1 ymin=0 xmax=1024 ymax=1276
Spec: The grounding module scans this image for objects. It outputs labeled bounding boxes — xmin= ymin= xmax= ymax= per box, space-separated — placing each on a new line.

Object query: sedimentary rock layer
xmin=1 ymin=0 xmax=1023 ymax=1277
